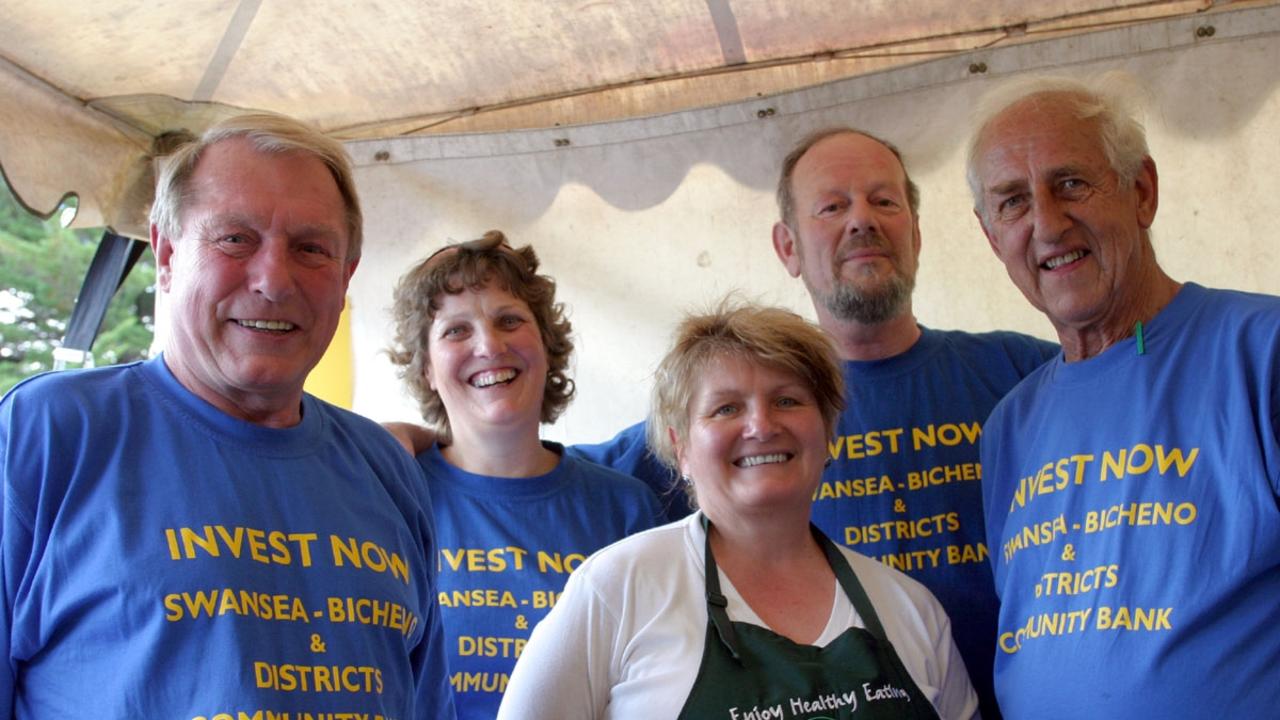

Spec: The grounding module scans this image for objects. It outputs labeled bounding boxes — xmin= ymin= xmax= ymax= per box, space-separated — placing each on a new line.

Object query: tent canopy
xmin=0 ymin=0 xmax=1250 ymax=237
xmin=3 ymin=0 xmax=1278 ymax=435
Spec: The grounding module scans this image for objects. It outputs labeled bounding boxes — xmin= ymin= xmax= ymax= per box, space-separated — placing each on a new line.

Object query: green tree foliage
xmin=0 ymin=178 xmax=155 ymax=395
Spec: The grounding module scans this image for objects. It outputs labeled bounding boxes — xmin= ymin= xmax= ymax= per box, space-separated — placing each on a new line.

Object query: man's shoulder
xmin=566 ymin=423 xmax=689 ymax=521
xmin=919 ymin=327 xmax=1058 ymax=381
xmin=306 ymin=400 xmax=432 ymax=531
xmin=985 ymin=357 xmax=1055 ymax=415
xmin=2 ymin=362 xmax=148 ymax=418
xmin=307 ymin=397 xmax=421 ymax=467
xmin=560 ymin=451 xmax=665 ymax=511
xmin=1 ymin=363 xmax=157 ymax=525
xmin=563 ymin=451 xmax=655 ymax=489
xmin=1193 ymin=284 xmax=1280 ymax=320
xmin=568 ymin=421 xmax=650 ymax=464
xmin=5 ymin=360 xmax=142 ymax=394
xmin=311 ymin=396 xmax=392 ymax=434
xmin=929 ymin=327 xmax=1058 ymax=358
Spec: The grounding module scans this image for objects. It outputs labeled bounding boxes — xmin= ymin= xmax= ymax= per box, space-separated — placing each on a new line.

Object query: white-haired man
xmin=969 ymin=75 xmax=1280 ymax=717
xmin=0 ymin=115 xmax=455 ymax=718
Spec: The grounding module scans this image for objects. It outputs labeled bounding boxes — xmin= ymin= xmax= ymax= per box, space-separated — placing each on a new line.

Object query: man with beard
xmin=765 ymin=129 xmax=1055 ymax=719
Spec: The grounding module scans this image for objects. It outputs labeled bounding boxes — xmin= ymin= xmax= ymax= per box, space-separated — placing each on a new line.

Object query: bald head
xmin=777 ymin=128 xmax=920 ymax=232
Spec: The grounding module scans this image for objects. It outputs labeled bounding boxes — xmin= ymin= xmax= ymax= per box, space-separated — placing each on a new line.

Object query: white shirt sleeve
xmin=497 ymin=554 xmax=617 ymax=720
xmin=845 ymin=550 xmax=980 ymax=720
xmin=930 ymin=608 xmax=982 ymax=720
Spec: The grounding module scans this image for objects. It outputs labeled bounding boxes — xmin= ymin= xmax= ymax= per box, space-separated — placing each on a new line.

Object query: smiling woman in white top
xmin=498 ymin=301 xmax=978 ymax=720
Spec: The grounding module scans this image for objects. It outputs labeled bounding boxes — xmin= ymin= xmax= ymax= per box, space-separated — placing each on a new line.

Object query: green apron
xmin=677 ymin=516 xmax=943 ymax=720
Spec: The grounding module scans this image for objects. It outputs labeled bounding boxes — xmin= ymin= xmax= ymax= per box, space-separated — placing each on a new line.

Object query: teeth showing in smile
xmin=1043 ymin=250 xmax=1087 ymax=270
xmin=735 ymin=453 xmax=790 ymax=468
xmin=471 ymin=369 xmax=518 ymax=388
xmin=237 ymin=319 xmax=295 ymax=331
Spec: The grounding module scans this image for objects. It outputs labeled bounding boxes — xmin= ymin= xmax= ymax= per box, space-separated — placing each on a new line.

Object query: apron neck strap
xmin=701 ymin=513 xmax=743 ymax=660
xmin=813 ymin=524 xmax=890 ymax=643
xmin=700 ymin=514 xmax=892 ymax=658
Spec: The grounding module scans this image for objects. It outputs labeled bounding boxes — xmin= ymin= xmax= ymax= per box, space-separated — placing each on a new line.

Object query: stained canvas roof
xmin=0 ymin=0 xmax=1263 ymax=236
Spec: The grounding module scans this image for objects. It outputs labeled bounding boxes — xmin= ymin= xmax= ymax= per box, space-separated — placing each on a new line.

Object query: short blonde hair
xmin=647 ymin=300 xmax=845 ymax=475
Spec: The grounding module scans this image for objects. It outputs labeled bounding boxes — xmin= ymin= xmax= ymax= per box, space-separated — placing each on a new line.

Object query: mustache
xmin=836 ymin=230 xmax=891 ymax=255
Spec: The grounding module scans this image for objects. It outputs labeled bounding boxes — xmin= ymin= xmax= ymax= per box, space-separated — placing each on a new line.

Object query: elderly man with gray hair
xmin=968 ymin=73 xmax=1280 ymax=718
xmin=0 ymin=114 xmax=455 ymax=718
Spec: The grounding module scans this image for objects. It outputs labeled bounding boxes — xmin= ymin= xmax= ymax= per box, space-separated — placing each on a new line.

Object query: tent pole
xmin=54 ymin=230 xmax=148 ymax=369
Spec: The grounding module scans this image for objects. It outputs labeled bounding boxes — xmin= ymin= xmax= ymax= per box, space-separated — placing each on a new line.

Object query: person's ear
xmin=1133 ymin=156 xmax=1158 ymax=229
xmin=772 ymin=222 xmax=803 ymax=278
xmin=974 ymin=209 xmax=1001 ymax=258
xmin=670 ymin=426 xmax=690 ymax=477
xmin=151 ymin=224 xmax=175 ymax=292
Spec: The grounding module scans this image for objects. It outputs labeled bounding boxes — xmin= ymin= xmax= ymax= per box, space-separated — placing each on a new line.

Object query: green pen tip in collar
xmin=1135 ymin=320 xmax=1146 ymax=355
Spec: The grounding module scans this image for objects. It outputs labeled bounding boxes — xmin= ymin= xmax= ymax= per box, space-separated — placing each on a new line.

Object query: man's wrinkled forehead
xmin=976 ymin=98 xmax=1106 ymax=184
xmin=182 ymin=140 xmax=350 ymax=242
xmin=986 ymin=91 xmax=1101 ymax=143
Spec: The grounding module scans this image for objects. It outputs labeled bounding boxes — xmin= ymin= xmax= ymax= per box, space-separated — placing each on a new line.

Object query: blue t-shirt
xmin=981 ymin=284 xmax=1280 ymax=718
xmin=417 ymin=444 xmax=661 ymax=720
xmin=569 ymin=424 xmax=688 ymax=522
xmin=0 ymin=356 xmax=455 ymax=719
xmin=572 ymin=327 xmax=1057 ymax=719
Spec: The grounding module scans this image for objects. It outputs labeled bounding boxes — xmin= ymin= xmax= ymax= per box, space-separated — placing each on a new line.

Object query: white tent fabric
xmin=1 ymin=1 xmax=1276 ymax=440
xmin=0 ymin=0 xmax=1248 ymax=234
xmin=346 ymin=4 xmax=1279 ymax=440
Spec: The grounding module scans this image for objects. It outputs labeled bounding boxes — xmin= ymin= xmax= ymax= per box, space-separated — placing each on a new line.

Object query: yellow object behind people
xmin=305 ymin=298 xmax=354 ymax=408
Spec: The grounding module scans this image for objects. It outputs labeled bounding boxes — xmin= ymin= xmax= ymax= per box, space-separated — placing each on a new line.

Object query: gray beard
xmin=824 ymin=272 xmax=915 ymax=324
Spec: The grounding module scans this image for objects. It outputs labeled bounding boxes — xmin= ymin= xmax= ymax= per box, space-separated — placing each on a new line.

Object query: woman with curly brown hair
xmin=388 ymin=230 xmax=661 ymax=720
